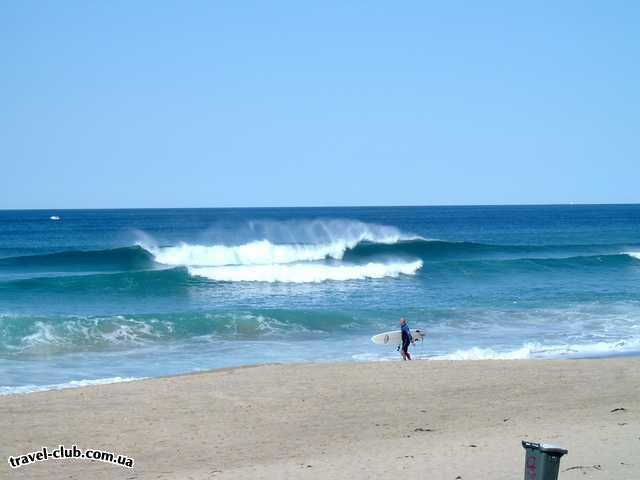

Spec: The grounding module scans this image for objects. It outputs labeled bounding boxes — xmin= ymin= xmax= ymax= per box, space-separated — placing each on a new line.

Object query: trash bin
xmin=522 ymin=441 xmax=568 ymax=480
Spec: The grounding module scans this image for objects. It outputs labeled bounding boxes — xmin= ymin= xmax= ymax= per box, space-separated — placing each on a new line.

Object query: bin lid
xmin=540 ymin=444 xmax=568 ymax=455
xmin=522 ymin=441 xmax=568 ymax=455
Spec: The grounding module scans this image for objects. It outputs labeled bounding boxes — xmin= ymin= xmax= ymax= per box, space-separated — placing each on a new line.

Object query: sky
xmin=1 ymin=1 xmax=639 ymax=209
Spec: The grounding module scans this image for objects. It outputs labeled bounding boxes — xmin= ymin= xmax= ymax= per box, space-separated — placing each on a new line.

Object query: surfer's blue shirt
xmin=401 ymin=324 xmax=412 ymax=342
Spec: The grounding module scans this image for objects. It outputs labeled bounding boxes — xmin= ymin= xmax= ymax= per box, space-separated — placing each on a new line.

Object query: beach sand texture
xmin=1 ymin=358 xmax=639 ymax=480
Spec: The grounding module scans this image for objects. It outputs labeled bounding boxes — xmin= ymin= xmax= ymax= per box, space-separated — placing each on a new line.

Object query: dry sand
xmin=1 ymin=358 xmax=639 ymax=480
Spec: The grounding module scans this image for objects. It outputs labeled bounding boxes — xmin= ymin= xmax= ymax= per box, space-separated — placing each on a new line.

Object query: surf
xmin=428 ymin=338 xmax=640 ymax=361
xmin=0 ymin=310 xmax=363 ymax=356
xmin=188 ymin=260 xmax=423 ymax=283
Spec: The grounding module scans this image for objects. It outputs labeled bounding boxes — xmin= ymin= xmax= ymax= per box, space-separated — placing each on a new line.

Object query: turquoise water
xmin=1 ymin=205 xmax=640 ymax=393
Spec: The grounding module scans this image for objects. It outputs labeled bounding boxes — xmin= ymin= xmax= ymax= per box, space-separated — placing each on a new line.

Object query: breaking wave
xmin=150 ymin=240 xmax=351 ymax=266
xmin=142 ymin=219 xmax=422 ymax=268
xmin=1 ymin=217 xmax=639 ymax=285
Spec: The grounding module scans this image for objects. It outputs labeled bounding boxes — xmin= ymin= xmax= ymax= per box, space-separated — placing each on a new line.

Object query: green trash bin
xmin=522 ymin=441 xmax=568 ymax=480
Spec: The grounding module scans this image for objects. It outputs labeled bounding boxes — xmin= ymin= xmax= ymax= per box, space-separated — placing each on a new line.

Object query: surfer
xmin=399 ymin=317 xmax=413 ymax=361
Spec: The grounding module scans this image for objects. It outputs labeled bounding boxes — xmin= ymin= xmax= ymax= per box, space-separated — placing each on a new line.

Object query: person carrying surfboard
xmin=399 ymin=317 xmax=413 ymax=360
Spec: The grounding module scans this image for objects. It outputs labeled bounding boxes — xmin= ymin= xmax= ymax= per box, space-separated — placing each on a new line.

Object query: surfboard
xmin=371 ymin=329 xmax=426 ymax=345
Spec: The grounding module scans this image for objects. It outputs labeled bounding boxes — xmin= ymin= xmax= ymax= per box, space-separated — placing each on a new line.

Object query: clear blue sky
xmin=2 ymin=1 xmax=638 ymax=209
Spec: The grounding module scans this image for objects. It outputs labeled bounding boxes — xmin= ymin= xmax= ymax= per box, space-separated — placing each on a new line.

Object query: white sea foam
xmin=4 ymin=316 xmax=170 ymax=354
xmin=624 ymin=251 xmax=640 ymax=260
xmin=189 ymin=260 xmax=423 ymax=283
xmin=429 ymin=337 xmax=640 ymax=361
xmin=0 ymin=376 xmax=144 ymax=396
xmin=150 ymin=240 xmax=350 ymax=266
xmin=20 ymin=321 xmax=61 ymax=349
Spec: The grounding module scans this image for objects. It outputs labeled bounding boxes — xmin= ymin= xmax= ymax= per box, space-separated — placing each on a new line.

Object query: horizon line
xmin=1 ymin=201 xmax=639 ymax=212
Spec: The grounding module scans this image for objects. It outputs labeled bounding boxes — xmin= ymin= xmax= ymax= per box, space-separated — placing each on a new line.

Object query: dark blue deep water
xmin=1 ymin=205 xmax=640 ymax=393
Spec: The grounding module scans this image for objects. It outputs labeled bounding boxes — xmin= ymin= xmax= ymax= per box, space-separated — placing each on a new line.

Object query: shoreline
xmin=2 ymin=357 xmax=639 ymax=479
xmin=4 ymin=351 xmax=640 ymax=396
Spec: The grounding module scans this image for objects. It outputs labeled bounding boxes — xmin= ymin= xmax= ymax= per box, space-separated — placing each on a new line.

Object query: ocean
xmin=1 ymin=205 xmax=639 ymax=394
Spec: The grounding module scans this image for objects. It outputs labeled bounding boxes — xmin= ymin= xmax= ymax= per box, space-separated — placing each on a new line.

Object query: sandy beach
xmin=1 ymin=358 xmax=639 ymax=480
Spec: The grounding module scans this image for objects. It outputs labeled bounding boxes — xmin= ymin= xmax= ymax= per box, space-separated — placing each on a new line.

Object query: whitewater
xmin=1 ymin=206 xmax=640 ymax=394
xmin=141 ymin=228 xmax=424 ymax=283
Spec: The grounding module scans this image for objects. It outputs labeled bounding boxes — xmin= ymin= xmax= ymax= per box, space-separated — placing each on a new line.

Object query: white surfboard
xmin=371 ymin=329 xmax=426 ymax=345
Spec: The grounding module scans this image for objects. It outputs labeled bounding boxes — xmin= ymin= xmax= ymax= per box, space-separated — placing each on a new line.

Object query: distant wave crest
xmin=2 ymin=218 xmax=639 ymax=285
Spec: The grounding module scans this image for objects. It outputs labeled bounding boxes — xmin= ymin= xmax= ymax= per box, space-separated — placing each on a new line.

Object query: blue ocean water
xmin=1 ymin=205 xmax=640 ymax=394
